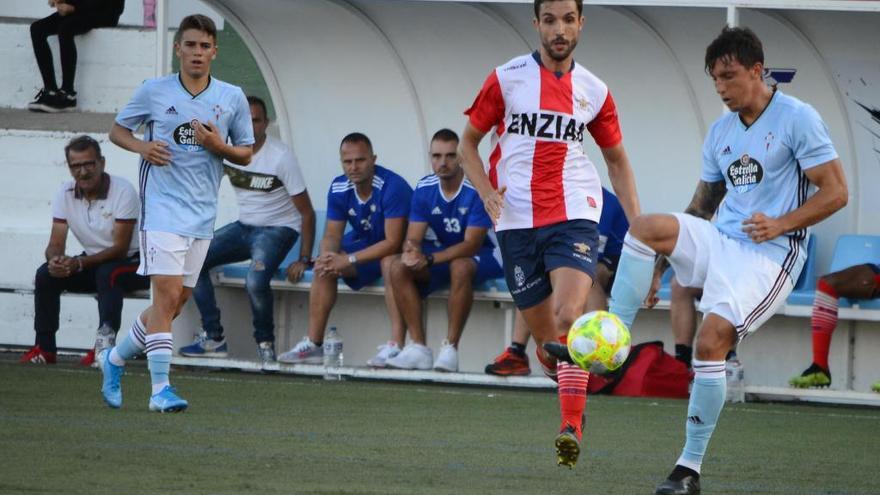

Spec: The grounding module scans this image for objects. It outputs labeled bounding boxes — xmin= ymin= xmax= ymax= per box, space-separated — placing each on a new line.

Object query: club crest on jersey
xmin=458 ymin=207 xmax=468 ymax=216
xmin=173 ymin=121 xmax=204 ymax=152
xmin=765 ymin=131 xmax=775 ymax=151
xmin=727 ymin=154 xmax=764 ymax=193
xmin=576 ymin=97 xmax=588 ymax=111
xmin=506 ymin=111 xmax=586 ymax=143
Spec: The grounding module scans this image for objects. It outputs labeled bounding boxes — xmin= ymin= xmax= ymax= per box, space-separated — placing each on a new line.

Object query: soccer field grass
xmin=2 ymin=357 xmax=878 ymax=495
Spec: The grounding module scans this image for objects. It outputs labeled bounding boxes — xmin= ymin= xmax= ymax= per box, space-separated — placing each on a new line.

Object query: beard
xmin=543 ymin=36 xmax=578 ymax=62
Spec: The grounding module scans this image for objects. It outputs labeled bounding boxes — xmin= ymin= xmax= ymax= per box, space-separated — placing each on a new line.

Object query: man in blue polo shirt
xmin=278 ymin=133 xmax=412 ymax=363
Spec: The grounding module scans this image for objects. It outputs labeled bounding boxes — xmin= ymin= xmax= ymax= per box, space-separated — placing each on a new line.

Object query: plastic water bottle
xmin=323 ymin=326 xmax=344 ymax=381
xmin=725 ymin=356 xmax=745 ymax=403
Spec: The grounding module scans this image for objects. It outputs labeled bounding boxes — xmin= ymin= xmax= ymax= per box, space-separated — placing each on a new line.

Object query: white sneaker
xmin=385 ymin=343 xmax=433 ymax=370
xmin=277 ymin=336 xmax=323 ymax=364
xmin=366 ymin=341 xmax=400 ymax=368
xmin=433 ymin=340 xmax=459 ymax=372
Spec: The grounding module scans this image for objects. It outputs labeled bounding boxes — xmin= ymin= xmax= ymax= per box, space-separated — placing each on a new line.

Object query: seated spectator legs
xmin=245 ymin=226 xmax=298 ymax=350
xmin=384 ymin=255 xmax=433 ymax=370
xmin=670 ymin=279 xmax=701 ymax=369
xmin=183 ymin=222 xmax=296 ymax=361
xmin=187 ymin=223 xmax=251 ymax=356
xmin=27 ymin=261 xmax=99 ymax=363
xmin=441 ymin=258 xmax=478 ymax=366
xmin=28 ymin=2 xmax=123 ymax=112
xmin=485 ymin=310 xmax=532 ymax=376
xmin=790 ymin=263 xmax=880 ymax=388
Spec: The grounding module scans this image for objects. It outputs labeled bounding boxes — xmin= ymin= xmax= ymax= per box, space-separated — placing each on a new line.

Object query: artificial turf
xmin=1 ymin=356 xmax=878 ymax=494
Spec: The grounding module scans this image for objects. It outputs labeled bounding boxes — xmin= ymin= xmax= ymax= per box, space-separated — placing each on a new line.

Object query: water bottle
xmin=725 ymin=356 xmax=745 ymax=403
xmin=323 ymin=326 xmax=344 ymax=381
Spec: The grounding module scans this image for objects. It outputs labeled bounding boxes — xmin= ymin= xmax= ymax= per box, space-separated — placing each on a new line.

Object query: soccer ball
xmin=567 ymin=311 xmax=631 ymax=374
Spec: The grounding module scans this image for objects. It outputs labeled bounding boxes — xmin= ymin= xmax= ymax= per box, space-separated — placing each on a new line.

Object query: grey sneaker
xmin=278 ymin=337 xmax=323 ymax=364
xmin=258 ymin=341 xmax=276 ymax=372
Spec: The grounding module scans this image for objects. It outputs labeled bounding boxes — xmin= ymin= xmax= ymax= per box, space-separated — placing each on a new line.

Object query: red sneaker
xmin=79 ymin=349 xmax=96 ymax=367
xmin=484 ymin=348 xmax=531 ymax=376
xmin=20 ymin=345 xmax=57 ymax=364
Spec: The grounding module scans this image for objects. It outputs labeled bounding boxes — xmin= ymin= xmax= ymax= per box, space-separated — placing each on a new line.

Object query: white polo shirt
xmin=223 ymin=135 xmax=307 ymax=232
xmin=51 ymin=174 xmax=140 ymax=257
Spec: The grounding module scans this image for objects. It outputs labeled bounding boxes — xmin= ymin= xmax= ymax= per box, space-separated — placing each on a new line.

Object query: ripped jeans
xmin=192 ymin=221 xmax=297 ymax=344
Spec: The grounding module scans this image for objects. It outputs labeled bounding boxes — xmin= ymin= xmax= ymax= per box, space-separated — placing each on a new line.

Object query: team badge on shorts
xmin=514 ymin=265 xmax=526 ymax=288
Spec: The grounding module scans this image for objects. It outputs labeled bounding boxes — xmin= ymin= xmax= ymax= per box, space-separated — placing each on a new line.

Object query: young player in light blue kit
xmin=102 ymin=14 xmax=254 ymax=412
xmin=601 ymin=27 xmax=848 ymax=494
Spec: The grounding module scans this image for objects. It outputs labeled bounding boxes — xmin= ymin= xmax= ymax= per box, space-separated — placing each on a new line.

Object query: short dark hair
xmin=431 ymin=128 xmax=459 ymax=144
xmin=340 ymin=132 xmax=373 ymax=153
xmin=534 ymin=0 xmax=583 ymax=18
xmin=247 ymin=96 xmax=268 ymax=120
xmin=65 ymin=135 xmax=102 ymax=161
xmin=176 ymin=14 xmax=217 ymax=43
xmin=705 ymin=26 xmax=764 ymax=74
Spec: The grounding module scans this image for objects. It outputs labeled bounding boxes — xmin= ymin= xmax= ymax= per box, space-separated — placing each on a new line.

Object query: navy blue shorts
xmin=418 ymin=246 xmax=504 ymax=298
xmin=341 ymin=233 xmax=382 ymax=290
xmin=496 ymin=219 xmax=600 ymax=309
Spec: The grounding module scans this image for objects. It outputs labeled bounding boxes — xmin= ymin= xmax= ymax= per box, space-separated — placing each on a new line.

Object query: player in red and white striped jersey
xmin=460 ymin=0 xmax=640 ymax=469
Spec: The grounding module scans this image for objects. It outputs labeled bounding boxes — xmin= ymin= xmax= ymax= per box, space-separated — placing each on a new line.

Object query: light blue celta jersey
xmin=702 ymin=90 xmax=838 ymax=279
xmin=115 ymin=74 xmax=254 ymax=238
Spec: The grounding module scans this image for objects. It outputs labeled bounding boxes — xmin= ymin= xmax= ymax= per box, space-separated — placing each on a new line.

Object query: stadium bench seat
xmin=218 ymin=210 xmax=505 ymax=293
xmin=828 ymin=235 xmax=880 ymax=309
xmin=786 ymin=234 xmax=818 ymax=306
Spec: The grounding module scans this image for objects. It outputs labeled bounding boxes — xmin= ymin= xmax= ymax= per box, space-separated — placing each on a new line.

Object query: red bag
xmin=588 ymin=341 xmax=691 ymax=399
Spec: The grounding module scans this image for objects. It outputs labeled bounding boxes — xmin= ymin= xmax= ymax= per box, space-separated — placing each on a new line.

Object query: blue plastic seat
xmin=654 ymin=267 xmax=675 ymax=302
xmin=828 ymin=235 xmax=880 ymax=309
xmin=786 ymin=234 xmax=818 ymax=306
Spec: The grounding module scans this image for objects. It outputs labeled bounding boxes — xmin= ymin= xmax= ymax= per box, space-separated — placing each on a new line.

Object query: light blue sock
xmin=145 ymin=332 xmax=173 ymax=395
xmin=110 ymin=316 xmax=147 ymax=364
xmin=677 ymin=360 xmax=727 ymax=473
xmin=608 ymin=233 xmax=656 ymax=329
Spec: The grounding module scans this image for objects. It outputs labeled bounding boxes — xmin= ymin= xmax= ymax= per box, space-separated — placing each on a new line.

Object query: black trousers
xmin=33 ymin=255 xmax=149 ymax=353
xmin=30 ymin=6 xmax=122 ymax=92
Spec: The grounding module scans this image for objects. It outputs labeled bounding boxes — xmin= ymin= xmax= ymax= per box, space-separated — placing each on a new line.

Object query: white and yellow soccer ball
xmin=566 ymin=310 xmax=631 ymax=374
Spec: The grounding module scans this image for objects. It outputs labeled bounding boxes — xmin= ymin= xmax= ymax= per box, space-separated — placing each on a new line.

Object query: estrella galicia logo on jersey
xmin=507 ymin=112 xmax=586 ymax=143
xmin=173 ymin=120 xmax=204 ymax=152
xmin=727 ymin=154 xmax=764 ymax=193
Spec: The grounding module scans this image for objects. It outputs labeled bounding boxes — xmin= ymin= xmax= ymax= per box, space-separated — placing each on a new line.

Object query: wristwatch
xmin=347 ymin=253 xmax=358 ymax=265
xmin=425 ymin=253 xmax=435 ymax=267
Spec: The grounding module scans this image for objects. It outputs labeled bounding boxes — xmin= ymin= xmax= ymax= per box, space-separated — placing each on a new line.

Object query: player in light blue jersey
xmin=368 ymin=129 xmax=504 ymax=371
xmin=278 ymin=133 xmax=413 ymax=364
xmin=101 ymin=14 xmax=254 ymax=412
xmin=568 ymin=27 xmax=847 ymax=494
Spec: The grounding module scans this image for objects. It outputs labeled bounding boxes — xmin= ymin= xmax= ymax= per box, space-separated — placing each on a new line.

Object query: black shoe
xmin=40 ymin=89 xmax=77 ymax=113
xmin=27 ymin=89 xmax=57 ymax=112
xmin=543 ymin=341 xmax=574 ymax=364
xmin=654 ymin=466 xmax=700 ymax=495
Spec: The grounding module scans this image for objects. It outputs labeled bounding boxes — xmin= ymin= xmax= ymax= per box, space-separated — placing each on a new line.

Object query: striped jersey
xmin=702 ymin=90 xmax=838 ymax=278
xmin=410 ymin=174 xmax=496 ymax=251
xmin=326 ymin=165 xmax=413 ymax=246
xmin=115 ymin=74 xmax=255 ymax=239
xmin=465 ymin=51 xmax=622 ymax=232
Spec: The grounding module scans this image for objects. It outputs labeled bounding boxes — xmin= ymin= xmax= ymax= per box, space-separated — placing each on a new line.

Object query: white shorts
xmin=137 ymin=231 xmax=211 ymax=288
xmin=668 ymin=213 xmax=793 ymax=341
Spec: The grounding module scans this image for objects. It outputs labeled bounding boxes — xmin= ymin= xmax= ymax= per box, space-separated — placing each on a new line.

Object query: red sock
xmin=811 ymin=279 xmax=839 ymax=370
xmin=556 ymin=335 xmax=589 ymax=440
